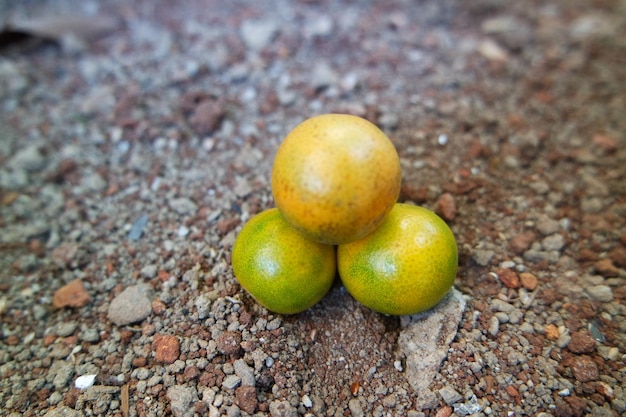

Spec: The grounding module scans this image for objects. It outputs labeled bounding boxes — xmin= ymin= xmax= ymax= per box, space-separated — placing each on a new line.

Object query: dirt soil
xmin=1 ymin=1 xmax=625 ymax=416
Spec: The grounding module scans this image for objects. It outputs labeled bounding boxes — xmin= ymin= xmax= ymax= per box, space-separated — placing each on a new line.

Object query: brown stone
xmin=6 ymin=335 xmax=19 ymax=345
xmin=216 ymin=217 xmax=240 ymax=235
xmin=567 ymin=331 xmax=596 ymax=354
xmin=576 ymin=248 xmax=597 ymax=262
xmin=436 ymin=192 xmax=456 ymax=221
xmin=608 ymin=246 xmax=626 ymax=267
xmin=151 ymin=299 xmax=166 ymax=315
xmin=400 ymin=184 xmax=429 ymax=203
xmin=571 ymin=355 xmax=598 ymax=382
xmin=215 ymin=331 xmax=242 ymax=356
xmin=592 ymin=133 xmax=617 ymax=153
xmin=545 ymin=324 xmax=559 ymax=340
xmin=189 ymin=100 xmax=225 ymax=134
xmin=50 ymin=242 xmax=79 ymax=268
xmin=506 ymin=385 xmax=520 ymax=397
xmin=53 ymin=279 xmax=90 ymax=308
xmin=497 ymin=268 xmax=520 ymax=289
xmin=133 ymin=357 xmax=147 ymax=368
xmin=594 ymin=259 xmax=619 ymax=277
xmin=509 ymin=231 xmax=535 ymax=255
xmin=595 ymin=381 xmax=615 ymax=400
xmin=435 ymin=406 xmax=452 ymax=417
xmin=154 ymin=334 xmax=180 ymax=364
xmin=235 ymin=386 xmax=258 ymax=414
xmin=563 ymin=396 xmax=586 ymax=417
xmin=519 ymin=272 xmax=538 ymax=290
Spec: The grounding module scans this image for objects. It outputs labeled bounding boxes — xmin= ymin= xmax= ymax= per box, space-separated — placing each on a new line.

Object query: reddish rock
xmin=400 ymin=184 xmax=429 ymax=203
xmin=235 ymin=386 xmax=258 ymax=414
xmin=189 ymin=100 xmax=225 ymax=134
xmin=151 ymin=299 xmax=166 ymax=315
xmin=133 ymin=357 xmax=147 ymax=368
xmin=435 ymin=406 xmax=452 ymax=417
xmin=509 ymin=231 xmax=535 ymax=255
xmin=184 ymin=366 xmax=200 ymax=381
xmin=594 ymin=259 xmax=619 ymax=277
xmin=436 ymin=192 xmax=456 ymax=221
xmin=53 ymin=279 xmax=90 ymax=308
xmin=571 ymin=355 xmax=598 ymax=382
xmin=6 ymin=335 xmax=19 ymax=345
xmin=215 ymin=331 xmax=242 ymax=355
xmin=564 ymin=396 xmax=587 ymax=417
xmin=519 ymin=272 xmax=538 ymax=290
xmin=50 ymin=242 xmax=79 ymax=267
xmin=216 ymin=217 xmax=240 ymax=235
xmin=576 ymin=248 xmax=597 ymax=262
xmin=154 ymin=334 xmax=180 ymax=364
xmin=567 ymin=331 xmax=596 ymax=354
xmin=506 ymin=385 xmax=520 ymax=397
xmin=595 ymin=381 xmax=615 ymax=400
xmin=497 ymin=268 xmax=520 ymax=289
xmin=592 ymin=133 xmax=617 ymax=153
xmin=608 ymin=246 xmax=626 ymax=267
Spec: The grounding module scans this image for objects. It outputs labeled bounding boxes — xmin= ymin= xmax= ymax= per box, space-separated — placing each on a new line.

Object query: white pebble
xmin=75 ymin=374 xmax=97 ymax=389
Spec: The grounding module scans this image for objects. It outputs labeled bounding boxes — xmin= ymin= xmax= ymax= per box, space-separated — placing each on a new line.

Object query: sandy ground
xmin=1 ymin=1 xmax=625 ymax=416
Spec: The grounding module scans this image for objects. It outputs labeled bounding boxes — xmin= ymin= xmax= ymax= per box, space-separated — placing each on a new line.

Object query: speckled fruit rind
xmin=271 ymin=114 xmax=401 ymax=245
xmin=231 ymin=208 xmax=336 ymax=314
xmin=337 ymin=203 xmax=458 ymax=316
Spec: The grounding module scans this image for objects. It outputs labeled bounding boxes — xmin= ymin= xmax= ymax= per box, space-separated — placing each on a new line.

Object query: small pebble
xmin=128 ymin=214 xmax=149 ymax=241
xmin=107 ymin=284 xmax=153 ymax=326
xmin=473 ymin=249 xmax=495 ymax=266
xmin=240 ymin=19 xmax=279 ymax=51
xmin=585 ymin=285 xmax=613 ymax=302
xmin=438 ymin=387 xmax=462 ymax=407
xmin=542 ymin=234 xmax=565 ymax=251
xmin=436 ymin=193 xmax=456 ymax=221
xmin=167 ymin=385 xmax=198 ymax=417
xmin=348 ymin=398 xmax=364 ymax=417
xmin=488 ymin=315 xmax=500 ymax=336
xmin=519 ymin=272 xmax=538 ymax=290
xmin=233 ymin=359 xmax=255 ymax=387
xmin=269 ymin=399 xmax=298 ymax=417
xmin=222 ymin=374 xmax=242 ymax=390
xmin=570 ymin=355 xmax=598 ymax=382
xmin=154 ymin=334 xmax=180 ymax=364
xmin=53 ymin=279 xmax=90 ymax=309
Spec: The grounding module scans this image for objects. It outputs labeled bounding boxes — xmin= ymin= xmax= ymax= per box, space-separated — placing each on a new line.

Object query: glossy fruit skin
xmin=271 ymin=114 xmax=401 ymax=245
xmin=337 ymin=204 xmax=458 ymax=316
xmin=232 ymin=208 xmax=336 ymax=314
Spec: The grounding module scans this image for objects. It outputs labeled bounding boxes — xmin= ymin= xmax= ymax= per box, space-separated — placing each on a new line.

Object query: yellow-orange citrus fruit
xmin=271 ymin=114 xmax=401 ymax=245
xmin=231 ymin=208 xmax=336 ymax=314
xmin=337 ymin=203 xmax=458 ymax=316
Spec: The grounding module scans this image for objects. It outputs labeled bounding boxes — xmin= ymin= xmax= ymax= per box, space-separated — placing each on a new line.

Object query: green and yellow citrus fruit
xmin=231 ymin=208 xmax=336 ymax=314
xmin=337 ymin=203 xmax=458 ymax=316
xmin=271 ymin=114 xmax=401 ymax=245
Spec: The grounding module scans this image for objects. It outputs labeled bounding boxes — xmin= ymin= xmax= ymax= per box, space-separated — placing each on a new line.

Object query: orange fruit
xmin=231 ymin=208 xmax=336 ymax=314
xmin=337 ymin=203 xmax=458 ymax=316
xmin=271 ymin=114 xmax=401 ymax=245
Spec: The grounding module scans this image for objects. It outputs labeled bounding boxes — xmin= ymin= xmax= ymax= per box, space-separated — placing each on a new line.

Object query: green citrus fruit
xmin=231 ymin=208 xmax=336 ymax=314
xmin=337 ymin=203 xmax=458 ymax=315
xmin=271 ymin=114 xmax=401 ymax=245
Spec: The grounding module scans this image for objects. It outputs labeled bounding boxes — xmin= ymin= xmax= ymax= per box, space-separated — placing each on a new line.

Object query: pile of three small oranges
xmin=232 ymin=114 xmax=458 ymax=316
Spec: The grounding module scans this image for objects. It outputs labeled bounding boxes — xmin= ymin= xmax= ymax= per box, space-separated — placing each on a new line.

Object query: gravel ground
xmin=1 ymin=1 xmax=625 ymax=416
